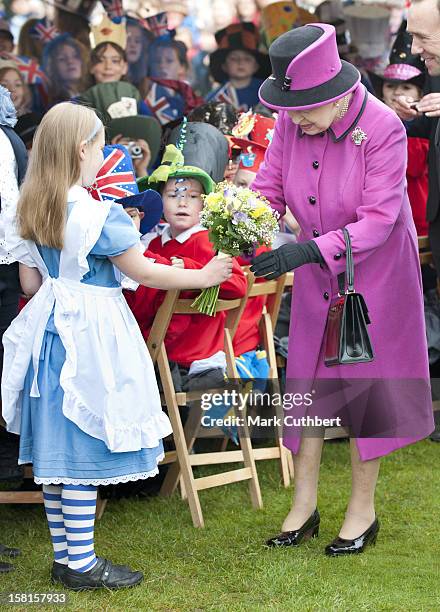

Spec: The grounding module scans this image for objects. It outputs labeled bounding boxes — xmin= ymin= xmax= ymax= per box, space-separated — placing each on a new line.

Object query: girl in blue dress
xmin=1 ymin=102 xmax=233 ymax=591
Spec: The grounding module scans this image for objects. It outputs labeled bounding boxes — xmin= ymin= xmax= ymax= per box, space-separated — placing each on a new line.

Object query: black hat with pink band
xmin=258 ymin=22 xmax=360 ymax=111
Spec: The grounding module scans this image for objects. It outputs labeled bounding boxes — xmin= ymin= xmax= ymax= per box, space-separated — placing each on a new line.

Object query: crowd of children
xmin=0 ymin=0 xmax=436 ymax=590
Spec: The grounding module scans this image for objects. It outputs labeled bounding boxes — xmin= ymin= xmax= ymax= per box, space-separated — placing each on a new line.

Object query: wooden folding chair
xmin=227 ymin=269 xmax=294 ymax=486
xmin=147 ymin=286 xmax=263 ymax=528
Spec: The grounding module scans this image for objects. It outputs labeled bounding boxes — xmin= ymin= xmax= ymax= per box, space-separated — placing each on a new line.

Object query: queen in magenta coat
xmin=250 ymin=24 xmax=434 ymax=556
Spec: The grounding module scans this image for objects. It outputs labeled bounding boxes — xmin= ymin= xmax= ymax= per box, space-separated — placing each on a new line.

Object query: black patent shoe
xmin=59 ymin=557 xmax=144 ymax=591
xmin=0 ymin=543 xmax=21 ymax=558
xmin=0 ymin=561 xmax=14 ymax=573
xmin=51 ymin=561 xmax=68 ymax=584
xmin=325 ymin=518 xmax=379 ymax=556
xmin=266 ymin=509 xmax=320 ymax=547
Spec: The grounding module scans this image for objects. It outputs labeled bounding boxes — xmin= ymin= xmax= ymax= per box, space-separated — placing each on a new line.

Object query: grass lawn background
xmin=0 ymin=439 xmax=439 ymax=611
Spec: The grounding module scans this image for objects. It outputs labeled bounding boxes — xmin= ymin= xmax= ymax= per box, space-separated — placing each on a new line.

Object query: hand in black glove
xmin=250 ymin=241 xmax=324 ymax=280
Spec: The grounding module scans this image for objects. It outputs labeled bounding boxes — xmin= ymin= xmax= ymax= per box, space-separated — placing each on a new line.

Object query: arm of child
xmin=19 ymin=263 xmax=42 ymax=297
xmin=110 ymin=246 xmax=233 ymax=290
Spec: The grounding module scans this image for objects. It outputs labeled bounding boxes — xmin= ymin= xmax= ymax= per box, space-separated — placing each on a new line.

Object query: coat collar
xmin=297 ymin=85 xmax=368 ymax=143
xmin=161 ymin=223 xmax=205 ymax=245
xmin=328 ymin=85 xmax=368 ymax=142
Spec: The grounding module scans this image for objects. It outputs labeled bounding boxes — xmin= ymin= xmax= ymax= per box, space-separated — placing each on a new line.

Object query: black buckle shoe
xmin=266 ymin=509 xmax=320 ymax=547
xmin=51 ymin=562 xmax=68 ymax=584
xmin=0 ymin=543 xmax=21 ymax=558
xmin=59 ymin=557 xmax=144 ymax=591
xmin=325 ymin=518 xmax=379 ymax=556
xmin=0 ymin=561 xmax=14 ymax=573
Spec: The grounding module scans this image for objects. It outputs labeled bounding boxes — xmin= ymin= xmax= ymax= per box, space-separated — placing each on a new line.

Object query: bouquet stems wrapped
xmin=191 ymin=182 xmax=279 ymax=316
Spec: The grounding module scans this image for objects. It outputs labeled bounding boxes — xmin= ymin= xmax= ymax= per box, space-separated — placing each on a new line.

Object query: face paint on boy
xmin=162 ymin=177 xmax=204 ymax=238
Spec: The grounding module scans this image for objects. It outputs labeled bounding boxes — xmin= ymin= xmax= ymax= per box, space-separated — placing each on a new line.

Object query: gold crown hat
xmin=90 ymin=13 xmax=127 ymax=49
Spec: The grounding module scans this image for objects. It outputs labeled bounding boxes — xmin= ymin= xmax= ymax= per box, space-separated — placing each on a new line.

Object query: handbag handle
xmin=338 ymin=228 xmax=355 ymax=295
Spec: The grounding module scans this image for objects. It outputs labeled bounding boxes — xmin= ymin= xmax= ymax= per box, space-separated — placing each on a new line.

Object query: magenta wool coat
xmin=252 ymin=84 xmax=434 ymax=460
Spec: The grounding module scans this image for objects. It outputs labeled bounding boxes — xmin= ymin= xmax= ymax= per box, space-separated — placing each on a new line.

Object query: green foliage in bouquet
xmin=191 ymin=181 xmax=280 ymax=316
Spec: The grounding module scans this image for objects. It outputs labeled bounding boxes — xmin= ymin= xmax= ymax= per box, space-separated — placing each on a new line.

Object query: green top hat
xmin=138 ymin=144 xmax=214 ymax=195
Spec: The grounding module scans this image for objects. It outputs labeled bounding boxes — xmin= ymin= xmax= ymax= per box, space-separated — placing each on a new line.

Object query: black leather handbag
xmin=324 ymin=228 xmax=374 ymax=367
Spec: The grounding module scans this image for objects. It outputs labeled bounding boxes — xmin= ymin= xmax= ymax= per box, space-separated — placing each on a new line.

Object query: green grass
xmin=1 ymin=439 xmax=439 ymax=611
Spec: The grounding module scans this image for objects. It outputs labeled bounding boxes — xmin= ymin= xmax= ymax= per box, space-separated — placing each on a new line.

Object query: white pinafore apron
xmin=1 ymin=186 xmax=172 ymax=452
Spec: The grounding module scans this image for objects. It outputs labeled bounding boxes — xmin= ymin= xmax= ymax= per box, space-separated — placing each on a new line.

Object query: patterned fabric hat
xmin=209 ymin=22 xmax=271 ymax=84
xmin=87 ymin=144 xmax=163 ymax=234
xmin=230 ymin=111 xmax=275 ymax=173
xmin=261 ymin=1 xmax=315 ymax=48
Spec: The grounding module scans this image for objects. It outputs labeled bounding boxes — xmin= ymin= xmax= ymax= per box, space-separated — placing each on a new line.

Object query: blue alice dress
xmin=2 ymin=186 xmax=172 ymax=486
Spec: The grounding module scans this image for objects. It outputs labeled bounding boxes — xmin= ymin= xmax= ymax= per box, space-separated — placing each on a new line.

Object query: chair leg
xmin=234 ymin=398 xmax=263 ymax=509
xmin=157 ymin=347 xmax=204 ymax=528
xmin=96 ymin=494 xmax=107 ymax=521
xmin=162 ymin=400 xmax=203 ymax=496
xmin=272 ymin=379 xmax=291 ymax=487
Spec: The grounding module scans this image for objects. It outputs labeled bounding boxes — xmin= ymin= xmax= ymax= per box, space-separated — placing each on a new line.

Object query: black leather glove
xmin=250 ymin=241 xmax=324 ymax=280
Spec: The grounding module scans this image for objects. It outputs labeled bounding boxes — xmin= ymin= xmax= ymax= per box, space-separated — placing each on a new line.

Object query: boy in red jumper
xmin=129 ymin=122 xmax=247 ymax=390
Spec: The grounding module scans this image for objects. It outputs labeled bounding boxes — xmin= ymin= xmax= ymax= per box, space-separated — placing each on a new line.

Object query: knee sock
xmin=42 ymin=484 xmax=68 ymax=565
xmin=61 ymin=484 xmax=98 ymax=573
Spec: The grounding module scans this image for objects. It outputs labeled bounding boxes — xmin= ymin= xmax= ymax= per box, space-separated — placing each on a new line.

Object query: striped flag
xmin=87 ymin=146 xmax=137 ymax=202
xmin=29 ymin=18 xmax=59 ymax=43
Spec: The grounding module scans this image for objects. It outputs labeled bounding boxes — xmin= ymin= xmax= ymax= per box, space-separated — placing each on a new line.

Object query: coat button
xmin=309 ymin=196 xmax=316 ymax=205
xmin=334 ymin=253 xmax=342 ymax=260
xmin=319 ymin=132 xmax=325 ymax=138
xmin=323 ymin=291 xmax=329 ymax=300
xmin=313 ymin=229 xmax=320 ymax=237
xmin=312 ymin=160 xmax=319 ymax=169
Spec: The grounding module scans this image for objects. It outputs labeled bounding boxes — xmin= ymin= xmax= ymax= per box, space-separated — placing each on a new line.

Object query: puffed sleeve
xmin=251 ymin=111 xmax=288 ymax=217
xmin=312 ymin=111 xmax=409 ymax=276
xmin=90 ymin=202 xmax=140 ymax=257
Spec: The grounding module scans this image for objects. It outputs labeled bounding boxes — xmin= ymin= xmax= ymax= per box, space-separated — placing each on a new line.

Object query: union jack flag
xmin=87 ymin=146 xmax=137 ymax=202
xmin=144 ymin=12 xmax=168 ymax=38
xmin=101 ymin=0 xmax=124 ymax=20
xmin=29 ymin=18 xmax=59 ymax=43
xmin=210 ymin=82 xmax=247 ymax=112
xmin=14 ymin=56 xmax=48 ymax=85
xmin=144 ymin=83 xmax=180 ymax=125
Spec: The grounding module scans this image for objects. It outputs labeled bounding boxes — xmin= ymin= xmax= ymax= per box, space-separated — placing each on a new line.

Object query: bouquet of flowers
xmin=192 ymin=181 xmax=280 ymax=316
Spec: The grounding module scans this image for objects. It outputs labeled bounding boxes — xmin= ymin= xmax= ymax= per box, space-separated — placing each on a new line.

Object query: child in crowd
xmin=128 ymin=121 xmax=247 ymax=390
xmin=141 ymin=31 xmax=201 ymax=126
xmin=0 ymin=20 xmax=14 ymax=54
xmin=0 ymin=62 xmax=32 ymax=116
xmin=206 ymin=22 xmax=271 ymax=111
xmin=1 ymin=102 xmax=232 ymax=591
xmin=369 ymin=23 xmax=429 ymax=236
xmin=149 ymin=38 xmax=189 ymax=82
xmin=126 ymin=18 xmax=154 ymax=86
xmin=43 ymin=34 xmax=90 ymax=104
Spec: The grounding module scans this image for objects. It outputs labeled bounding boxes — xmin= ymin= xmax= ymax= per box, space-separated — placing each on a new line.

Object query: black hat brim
xmin=210 ymin=48 xmax=271 ymax=84
xmin=259 ymin=59 xmax=360 ymax=110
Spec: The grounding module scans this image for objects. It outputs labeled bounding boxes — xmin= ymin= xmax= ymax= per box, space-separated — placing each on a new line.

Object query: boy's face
xmin=222 ymin=50 xmax=258 ymax=81
xmin=151 ymin=47 xmax=185 ymax=80
xmin=233 ymin=168 xmax=256 ymax=189
xmin=124 ymin=206 xmax=144 ymax=232
xmin=382 ymin=80 xmax=421 ymax=115
xmin=162 ymin=177 xmax=204 ymax=237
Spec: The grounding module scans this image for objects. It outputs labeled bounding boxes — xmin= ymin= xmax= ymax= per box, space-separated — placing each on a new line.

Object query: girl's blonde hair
xmin=18 ymin=102 xmax=102 ymax=249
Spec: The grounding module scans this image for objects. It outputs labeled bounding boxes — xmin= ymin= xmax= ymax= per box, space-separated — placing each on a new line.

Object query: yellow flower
xmin=251 ymin=206 xmax=268 ymax=219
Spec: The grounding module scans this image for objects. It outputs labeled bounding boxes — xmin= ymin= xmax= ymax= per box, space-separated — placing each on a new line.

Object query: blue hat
xmin=87 ymin=144 xmax=163 ymax=234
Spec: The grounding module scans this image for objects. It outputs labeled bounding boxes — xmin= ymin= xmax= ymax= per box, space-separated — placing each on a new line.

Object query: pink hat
xmin=259 ymin=23 xmax=360 ymax=111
